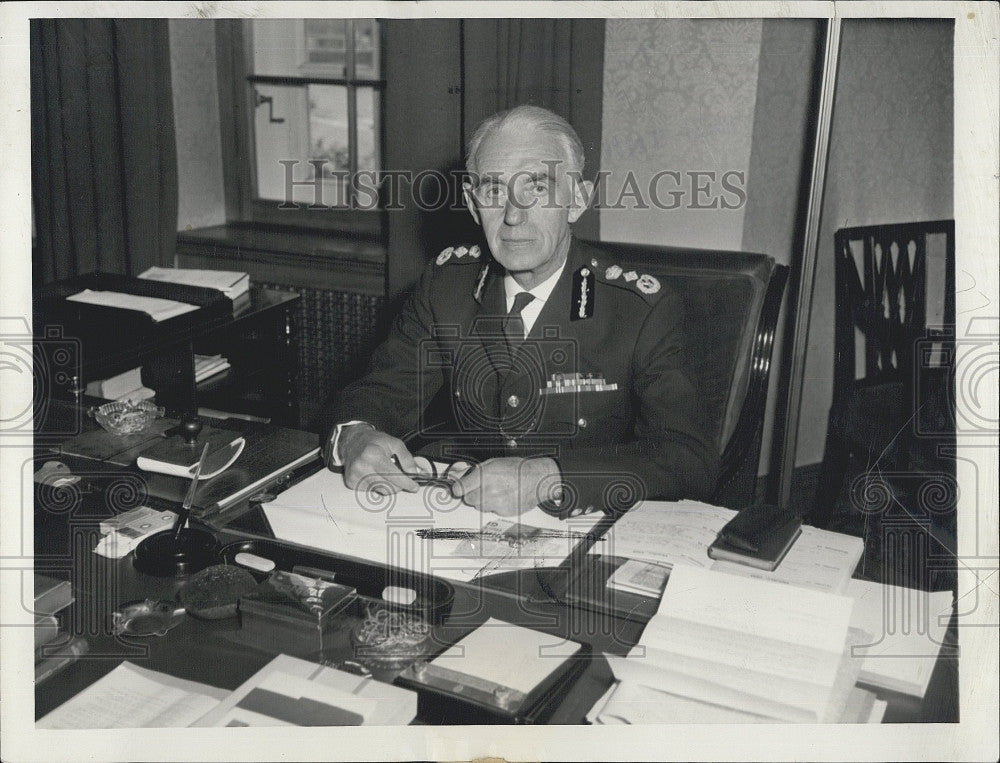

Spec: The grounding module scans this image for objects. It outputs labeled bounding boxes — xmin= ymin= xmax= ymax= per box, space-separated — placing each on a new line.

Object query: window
xmin=217 ymin=19 xmax=384 ymax=235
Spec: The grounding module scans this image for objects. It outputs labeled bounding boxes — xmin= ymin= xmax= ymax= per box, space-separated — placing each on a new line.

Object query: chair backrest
xmin=832 ymin=220 xmax=955 ymax=405
xmin=579 ymin=240 xmax=788 ymax=508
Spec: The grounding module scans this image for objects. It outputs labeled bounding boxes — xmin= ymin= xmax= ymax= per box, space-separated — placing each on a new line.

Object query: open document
xmin=262 ymin=467 xmax=603 ymax=582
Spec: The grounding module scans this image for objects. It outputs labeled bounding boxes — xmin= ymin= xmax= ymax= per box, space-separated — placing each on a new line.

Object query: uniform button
xmin=507 ymin=395 xmax=520 ymax=408
xmin=506 ymin=438 xmax=518 ymax=448
xmin=578 ymin=418 xmax=587 ymax=428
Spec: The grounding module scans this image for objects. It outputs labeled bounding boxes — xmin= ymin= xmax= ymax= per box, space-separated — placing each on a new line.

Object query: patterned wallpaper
xmin=169 ymin=20 xmax=226 ymax=232
xmin=600 ymin=19 xmax=763 ymax=250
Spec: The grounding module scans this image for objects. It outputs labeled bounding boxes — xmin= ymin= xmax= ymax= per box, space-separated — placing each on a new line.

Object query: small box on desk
xmin=237 ymin=570 xmax=357 ymax=656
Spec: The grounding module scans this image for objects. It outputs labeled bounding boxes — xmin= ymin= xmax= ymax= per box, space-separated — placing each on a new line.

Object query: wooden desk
xmin=32 ymin=420 xmax=958 ymax=725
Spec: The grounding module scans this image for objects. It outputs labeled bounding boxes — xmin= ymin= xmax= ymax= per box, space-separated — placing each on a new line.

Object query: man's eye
xmin=530 ymin=182 xmax=549 ymax=195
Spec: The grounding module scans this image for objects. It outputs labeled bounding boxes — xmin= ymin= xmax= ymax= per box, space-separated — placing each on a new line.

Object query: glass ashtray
xmin=89 ymin=400 xmax=164 ymax=435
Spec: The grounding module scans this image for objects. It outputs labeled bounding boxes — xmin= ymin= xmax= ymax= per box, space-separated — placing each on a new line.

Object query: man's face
xmin=464 ymin=127 xmax=591 ymax=290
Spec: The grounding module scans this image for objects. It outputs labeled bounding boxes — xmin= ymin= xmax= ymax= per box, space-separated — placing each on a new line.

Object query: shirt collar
xmin=503 ymin=259 xmax=567 ymax=308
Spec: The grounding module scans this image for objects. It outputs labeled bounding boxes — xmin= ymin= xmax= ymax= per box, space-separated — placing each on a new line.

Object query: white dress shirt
xmin=503 ymin=260 xmax=567 ymax=338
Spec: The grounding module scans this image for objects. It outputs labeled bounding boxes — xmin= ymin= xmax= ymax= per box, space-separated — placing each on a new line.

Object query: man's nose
xmin=503 ymin=196 xmax=526 ymax=225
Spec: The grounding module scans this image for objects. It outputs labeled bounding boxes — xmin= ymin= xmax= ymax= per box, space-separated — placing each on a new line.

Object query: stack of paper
xmin=194 ymin=353 xmax=231 ymax=383
xmin=594 ymin=500 xmax=864 ymax=594
xmin=603 ymin=565 xmax=863 ymax=723
xmin=139 ymin=267 xmax=250 ymax=300
xmin=847 ymin=579 xmax=954 ymax=697
xmin=66 ymin=289 xmax=198 ymax=322
xmin=37 ymin=662 xmax=228 ymax=728
xmin=262 ymin=466 xmax=602 ymax=583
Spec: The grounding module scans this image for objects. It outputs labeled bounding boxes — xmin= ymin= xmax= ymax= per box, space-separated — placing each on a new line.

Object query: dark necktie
xmin=503 ymin=291 xmax=536 ymax=345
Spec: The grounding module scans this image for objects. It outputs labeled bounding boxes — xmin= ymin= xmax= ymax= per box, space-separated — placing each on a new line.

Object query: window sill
xmin=176 ymin=222 xmax=386 ymax=295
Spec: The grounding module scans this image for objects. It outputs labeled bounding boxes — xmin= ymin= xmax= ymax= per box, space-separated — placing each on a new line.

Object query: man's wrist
xmin=328 ymin=421 xmax=375 ymax=467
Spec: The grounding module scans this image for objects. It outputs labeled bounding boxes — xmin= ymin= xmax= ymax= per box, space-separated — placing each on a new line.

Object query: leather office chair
xmin=582 ymin=240 xmax=789 ymax=510
xmin=811 ymin=221 xmax=955 ymax=588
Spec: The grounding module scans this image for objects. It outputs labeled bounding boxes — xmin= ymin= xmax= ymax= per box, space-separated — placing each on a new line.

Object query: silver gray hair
xmin=465 ymin=104 xmax=586 ymax=177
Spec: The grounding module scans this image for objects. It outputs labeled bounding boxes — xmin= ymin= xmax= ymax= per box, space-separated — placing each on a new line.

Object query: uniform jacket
xmin=332 ymin=238 xmax=719 ymax=515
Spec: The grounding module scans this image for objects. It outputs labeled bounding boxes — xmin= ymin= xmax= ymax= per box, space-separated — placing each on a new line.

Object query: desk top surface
xmin=31 ymin=415 xmax=959 ymax=726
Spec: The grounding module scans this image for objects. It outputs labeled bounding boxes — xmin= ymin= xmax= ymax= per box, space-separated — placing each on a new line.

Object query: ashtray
xmin=89 ymin=400 xmax=164 ymax=435
xmin=112 ymin=599 xmax=186 ymax=637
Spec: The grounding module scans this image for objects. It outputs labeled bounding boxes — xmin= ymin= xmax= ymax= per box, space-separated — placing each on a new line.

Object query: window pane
xmin=353 ymin=19 xmax=380 ymax=78
xmin=249 ymin=18 xmax=378 ymax=79
xmin=254 ymin=82 xmax=349 ymax=206
xmin=357 ymin=87 xmax=380 ymax=173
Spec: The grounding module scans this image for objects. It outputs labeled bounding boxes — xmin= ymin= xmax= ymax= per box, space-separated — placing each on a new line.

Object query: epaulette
xmin=584 ymin=255 xmax=663 ymax=305
xmin=435 ymin=244 xmax=483 ymax=265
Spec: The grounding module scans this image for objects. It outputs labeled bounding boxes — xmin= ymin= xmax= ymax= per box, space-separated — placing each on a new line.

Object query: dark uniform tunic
xmin=332 ymin=238 xmax=718 ymax=516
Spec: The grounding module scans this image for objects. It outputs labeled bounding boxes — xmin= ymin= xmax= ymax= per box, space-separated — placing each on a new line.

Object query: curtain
xmin=31 ymin=19 xmax=178 ymax=284
xmin=461 ymin=19 xmax=604 ymax=239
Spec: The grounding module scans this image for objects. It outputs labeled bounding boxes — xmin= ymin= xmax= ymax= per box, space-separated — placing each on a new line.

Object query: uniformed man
xmin=325 ymin=104 xmax=718 ymax=518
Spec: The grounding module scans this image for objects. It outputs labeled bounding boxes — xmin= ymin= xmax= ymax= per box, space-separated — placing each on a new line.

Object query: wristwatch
xmin=327 ymin=421 xmax=374 ymax=467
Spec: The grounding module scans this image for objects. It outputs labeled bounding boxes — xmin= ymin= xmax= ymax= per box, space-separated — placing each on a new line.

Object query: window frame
xmin=215 ymin=19 xmax=386 ymax=238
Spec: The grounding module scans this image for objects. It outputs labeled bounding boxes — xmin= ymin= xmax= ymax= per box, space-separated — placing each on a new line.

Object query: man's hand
xmin=452 ymin=457 xmax=561 ymax=516
xmin=336 ymin=425 xmax=422 ymax=494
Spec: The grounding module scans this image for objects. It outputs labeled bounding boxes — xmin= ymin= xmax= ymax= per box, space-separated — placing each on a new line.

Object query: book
xmin=139 ymin=266 xmax=250 ymax=300
xmin=84 ymin=366 xmax=142 ymax=400
xmin=136 ymin=427 xmax=246 ymax=479
xmin=605 ymin=564 xmax=862 ymax=723
xmin=34 ymin=614 xmax=60 ymax=649
xmin=592 ymin=500 xmax=864 ymax=594
xmin=193 ymin=654 xmax=417 ymax=726
xmin=35 ymin=635 xmax=90 ymax=685
xmin=706 ymin=507 xmax=803 ymax=571
xmin=34 ymin=574 xmax=74 ymax=616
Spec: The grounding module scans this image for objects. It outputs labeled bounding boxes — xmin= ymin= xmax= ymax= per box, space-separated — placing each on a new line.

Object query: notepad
xmin=66 ymin=289 xmax=199 ymax=322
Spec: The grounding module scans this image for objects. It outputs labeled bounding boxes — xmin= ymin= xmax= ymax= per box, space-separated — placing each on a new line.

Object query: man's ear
xmin=462 ymin=183 xmax=481 ymax=226
xmin=567 ymin=178 xmax=595 ymax=224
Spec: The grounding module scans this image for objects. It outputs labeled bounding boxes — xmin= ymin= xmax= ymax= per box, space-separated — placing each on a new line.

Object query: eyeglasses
xmin=391 ymin=456 xmax=473 ymax=489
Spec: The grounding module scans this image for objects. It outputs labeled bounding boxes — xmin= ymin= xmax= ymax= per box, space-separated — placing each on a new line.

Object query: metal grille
xmin=257 ymin=281 xmax=384 ymax=427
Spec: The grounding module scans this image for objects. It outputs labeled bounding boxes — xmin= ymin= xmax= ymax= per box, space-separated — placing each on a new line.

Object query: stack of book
xmin=35 ymin=574 xmax=88 ymax=684
xmin=139 ymin=267 xmax=250 ymax=302
xmin=194 ymin=354 xmax=231 ymax=384
xmin=84 ymin=366 xmax=155 ymax=402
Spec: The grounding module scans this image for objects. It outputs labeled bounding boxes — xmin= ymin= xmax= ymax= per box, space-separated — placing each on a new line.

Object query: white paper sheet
xmin=66 ymin=289 xmax=199 ymax=322
xmin=590 ymin=499 xmax=735 ymax=568
xmin=607 ymin=565 xmax=856 ymax=722
xmin=592 ymin=501 xmax=863 ymax=594
xmin=262 ymin=467 xmax=601 ymax=582
xmin=847 ymin=579 xmax=954 ymax=696
xmin=36 ymin=662 xmax=227 ymax=729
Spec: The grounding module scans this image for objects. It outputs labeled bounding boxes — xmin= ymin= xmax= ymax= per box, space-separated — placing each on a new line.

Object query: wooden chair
xmin=811 ymin=221 xmax=955 ymax=585
xmin=584 ymin=240 xmax=789 ymax=510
